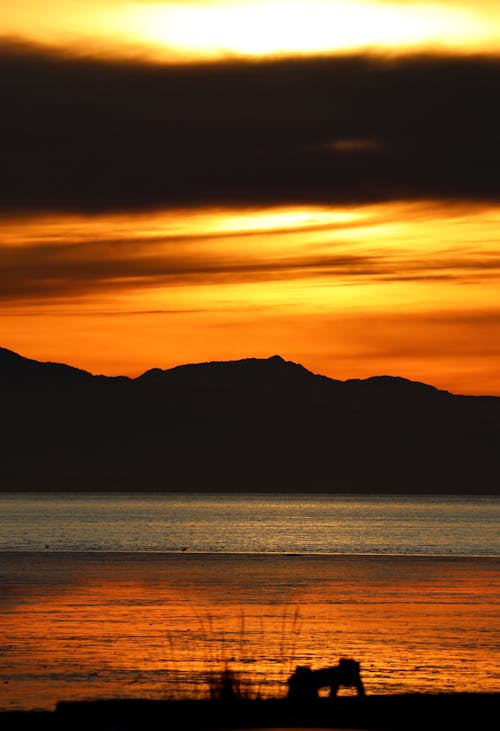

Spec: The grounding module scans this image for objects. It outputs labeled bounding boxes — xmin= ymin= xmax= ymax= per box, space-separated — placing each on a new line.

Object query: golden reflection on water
xmin=1 ymin=554 xmax=499 ymax=710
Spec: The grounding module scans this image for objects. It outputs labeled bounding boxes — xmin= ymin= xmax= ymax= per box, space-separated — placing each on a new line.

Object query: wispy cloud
xmin=1 ymin=203 xmax=499 ymax=302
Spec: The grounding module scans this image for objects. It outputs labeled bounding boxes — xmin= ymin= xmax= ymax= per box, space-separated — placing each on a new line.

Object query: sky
xmin=1 ymin=1 xmax=500 ymax=395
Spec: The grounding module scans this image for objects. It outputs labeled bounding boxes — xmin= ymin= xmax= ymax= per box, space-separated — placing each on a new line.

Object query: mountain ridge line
xmin=0 ymin=345 xmax=476 ymax=398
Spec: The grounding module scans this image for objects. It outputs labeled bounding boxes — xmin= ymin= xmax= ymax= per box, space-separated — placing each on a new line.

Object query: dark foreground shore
xmin=2 ymin=695 xmax=499 ymax=731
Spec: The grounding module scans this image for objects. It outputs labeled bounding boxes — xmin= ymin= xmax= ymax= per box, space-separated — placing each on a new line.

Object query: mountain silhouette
xmin=1 ymin=347 xmax=498 ymax=493
xmin=0 ymin=346 xmax=94 ymax=385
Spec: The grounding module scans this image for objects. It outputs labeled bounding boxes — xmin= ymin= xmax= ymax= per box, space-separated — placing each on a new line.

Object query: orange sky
xmin=1 ymin=2 xmax=500 ymax=395
xmin=2 ymin=201 xmax=499 ymax=394
xmin=2 ymin=1 xmax=500 ymax=60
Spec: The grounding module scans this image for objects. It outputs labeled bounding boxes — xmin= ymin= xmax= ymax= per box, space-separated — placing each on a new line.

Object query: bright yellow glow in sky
xmin=1 ymin=1 xmax=499 ymax=59
xmin=117 ymin=1 xmax=487 ymax=58
xmin=1 ymin=201 xmax=500 ymax=394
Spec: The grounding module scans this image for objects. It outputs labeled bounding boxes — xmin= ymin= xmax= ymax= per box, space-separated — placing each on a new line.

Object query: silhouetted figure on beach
xmin=287 ymin=658 xmax=365 ymax=701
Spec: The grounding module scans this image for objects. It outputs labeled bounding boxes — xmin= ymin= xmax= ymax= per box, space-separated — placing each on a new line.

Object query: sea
xmin=0 ymin=492 xmax=499 ymax=710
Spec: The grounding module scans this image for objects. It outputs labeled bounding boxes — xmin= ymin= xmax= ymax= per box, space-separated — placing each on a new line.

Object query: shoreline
xmin=2 ymin=695 xmax=500 ymax=731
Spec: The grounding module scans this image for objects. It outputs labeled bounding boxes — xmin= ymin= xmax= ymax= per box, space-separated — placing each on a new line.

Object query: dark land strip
xmin=2 ymin=695 xmax=500 ymax=731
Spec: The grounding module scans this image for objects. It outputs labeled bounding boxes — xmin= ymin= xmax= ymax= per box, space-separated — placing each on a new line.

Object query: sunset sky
xmin=1 ymin=1 xmax=500 ymax=395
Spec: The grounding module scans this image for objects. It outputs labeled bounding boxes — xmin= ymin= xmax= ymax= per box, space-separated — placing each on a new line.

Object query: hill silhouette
xmin=1 ymin=347 xmax=498 ymax=493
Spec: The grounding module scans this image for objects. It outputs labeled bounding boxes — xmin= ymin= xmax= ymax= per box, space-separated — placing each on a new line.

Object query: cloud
xmin=325 ymin=138 xmax=384 ymax=153
xmin=1 ymin=204 xmax=499 ymax=302
xmin=0 ymin=233 xmax=383 ymax=300
xmin=1 ymin=43 xmax=500 ymax=213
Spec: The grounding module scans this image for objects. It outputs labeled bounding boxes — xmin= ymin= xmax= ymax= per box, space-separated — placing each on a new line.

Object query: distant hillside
xmin=0 ymin=346 xmax=94 ymax=384
xmin=1 ymin=347 xmax=498 ymax=493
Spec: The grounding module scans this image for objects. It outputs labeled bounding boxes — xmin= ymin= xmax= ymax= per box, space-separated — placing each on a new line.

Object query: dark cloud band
xmin=1 ymin=42 xmax=500 ymax=212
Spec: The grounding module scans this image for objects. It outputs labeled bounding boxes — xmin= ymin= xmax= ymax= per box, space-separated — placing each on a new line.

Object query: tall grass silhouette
xmin=160 ymin=605 xmax=304 ymax=700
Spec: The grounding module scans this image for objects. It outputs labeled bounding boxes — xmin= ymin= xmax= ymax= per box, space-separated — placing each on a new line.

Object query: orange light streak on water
xmin=1 ymin=554 xmax=498 ymax=710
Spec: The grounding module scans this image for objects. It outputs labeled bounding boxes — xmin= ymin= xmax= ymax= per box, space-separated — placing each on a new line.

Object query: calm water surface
xmin=1 ymin=492 xmax=499 ymax=555
xmin=1 ymin=494 xmax=499 ymax=710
